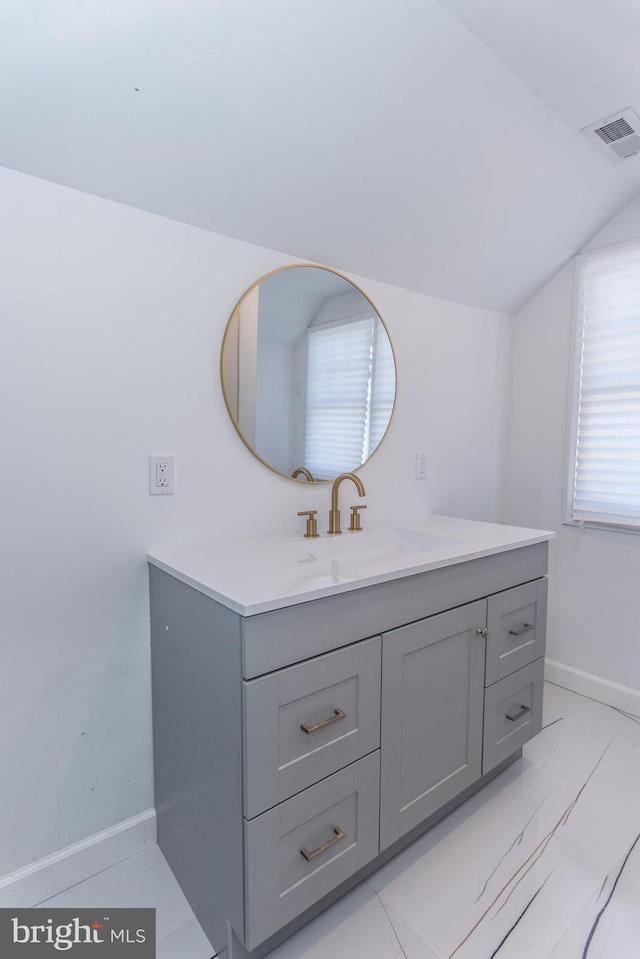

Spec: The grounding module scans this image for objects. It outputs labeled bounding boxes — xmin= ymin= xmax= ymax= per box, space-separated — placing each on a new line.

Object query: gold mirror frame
xmin=220 ymin=263 xmax=397 ymax=483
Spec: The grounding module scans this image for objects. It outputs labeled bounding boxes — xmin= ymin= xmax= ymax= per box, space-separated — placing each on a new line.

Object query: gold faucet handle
xmin=297 ymin=510 xmax=319 ymax=538
xmin=348 ymin=504 xmax=367 ymax=532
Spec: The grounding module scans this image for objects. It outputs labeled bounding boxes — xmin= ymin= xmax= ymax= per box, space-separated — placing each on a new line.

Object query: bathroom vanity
xmin=148 ymin=515 xmax=552 ymax=959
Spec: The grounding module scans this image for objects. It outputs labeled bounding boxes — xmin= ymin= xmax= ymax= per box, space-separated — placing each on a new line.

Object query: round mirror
xmin=221 ymin=264 xmax=396 ymax=482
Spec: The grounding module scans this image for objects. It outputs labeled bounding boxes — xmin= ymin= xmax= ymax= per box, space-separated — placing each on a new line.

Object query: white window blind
xmin=304 ymin=315 xmax=396 ymax=481
xmin=567 ymin=243 xmax=640 ymax=529
xmin=368 ymin=321 xmax=396 ymax=457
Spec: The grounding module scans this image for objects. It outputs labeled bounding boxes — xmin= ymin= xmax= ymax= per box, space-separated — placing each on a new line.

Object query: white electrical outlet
xmin=415 ymin=452 xmax=427 ymax=479
xmin=149 ymin=455 xmax=175 ymax=495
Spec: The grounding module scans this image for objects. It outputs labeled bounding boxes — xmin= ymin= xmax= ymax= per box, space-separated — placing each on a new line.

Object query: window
xmin=565 ymin=242 xmax=640 ymax=530
xmin=304 ymin=315 xmax=394 ymax=480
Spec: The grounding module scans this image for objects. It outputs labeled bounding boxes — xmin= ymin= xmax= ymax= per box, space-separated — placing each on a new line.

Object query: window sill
xmin=563 ymin=518 xmax=640 ymax=536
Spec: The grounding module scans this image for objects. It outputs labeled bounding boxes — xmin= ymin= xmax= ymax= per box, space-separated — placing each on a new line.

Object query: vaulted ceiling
xmin=2 ymin=0 xmax=639 ymax=312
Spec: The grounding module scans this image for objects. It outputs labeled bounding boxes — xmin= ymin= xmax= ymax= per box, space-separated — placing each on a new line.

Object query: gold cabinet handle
xmin=506 ymin=704 xmax=530 ymax=722
xmin=300 ymin=826 xmax=345 ymax=862
xmin=300 ymin=708 xmax=346 ymax=734
xmin=508 ymin=623 xmax=534 ymax=636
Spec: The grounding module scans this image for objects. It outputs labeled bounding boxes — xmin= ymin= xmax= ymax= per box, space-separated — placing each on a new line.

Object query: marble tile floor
xmin=34 ymin=682 xmax=640 ymax=958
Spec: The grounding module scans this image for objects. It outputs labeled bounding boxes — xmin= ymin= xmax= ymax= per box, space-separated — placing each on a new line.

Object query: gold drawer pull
xmin=300 ymin=827 xmax=345 ymax=862
xmin=508 ymin=623 xmax=534 ymax=637
xmin=506 ymin=704 xmax=530 ymax=722
xmin=300 ymin=708 xmax=346 ymax=735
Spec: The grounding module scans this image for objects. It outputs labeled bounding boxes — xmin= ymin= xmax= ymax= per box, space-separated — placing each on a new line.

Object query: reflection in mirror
xmin=221 ymin=265 xmax=396 ymax=482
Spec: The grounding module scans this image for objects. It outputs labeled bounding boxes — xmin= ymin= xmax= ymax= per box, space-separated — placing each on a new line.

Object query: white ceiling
xmin=438 ymin=0 xmax=640 ymax=162
xmin=1 ymin=0 xmax=639 ymax=313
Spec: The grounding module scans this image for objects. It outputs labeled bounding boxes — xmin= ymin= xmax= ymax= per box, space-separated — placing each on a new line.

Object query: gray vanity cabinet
xmin=379 ymin=600 xmax=486 ymax=850
xmin=149 ymin=539 xmax=549 ymax=959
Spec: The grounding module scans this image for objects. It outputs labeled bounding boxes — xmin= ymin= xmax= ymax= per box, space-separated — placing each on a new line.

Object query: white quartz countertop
xmin=147 ymin=515 xmax=554 ymax=617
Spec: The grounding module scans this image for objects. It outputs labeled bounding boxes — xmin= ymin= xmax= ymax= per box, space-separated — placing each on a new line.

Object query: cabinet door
xmin=485 ymin=578 xmax=547 ymax=685
xmin=380 ymin=600 xmax=486 ymax=850
xmin=244 ymin=752 xmax=380 ymax=949
xmin=243 ymin=638 xmax=381 ymax=819
xmin=483 ymin=658 xmax=544 ymax=774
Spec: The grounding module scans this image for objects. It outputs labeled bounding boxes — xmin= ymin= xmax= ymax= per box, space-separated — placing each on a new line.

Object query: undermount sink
xmin=293 ymin=527 xmax=466 ymax=565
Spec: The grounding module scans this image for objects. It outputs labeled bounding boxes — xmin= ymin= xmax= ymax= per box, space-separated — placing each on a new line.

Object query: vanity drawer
xmin=482 ymin=658 xmax=544 ymax=774
xmin=243 ymin=751 xmax=380 ymax=949
xmin=243 ymin=637 xmax=381 ymax=819
xmin=485 ymin=578 xmax=547 ymax=685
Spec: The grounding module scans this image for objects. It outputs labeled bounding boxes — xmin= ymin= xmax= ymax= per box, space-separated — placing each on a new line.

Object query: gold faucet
xmin=328 ymin=472 xmax=366 ymax=534
xmin=291 ymin=467 xmax=314 ymax=482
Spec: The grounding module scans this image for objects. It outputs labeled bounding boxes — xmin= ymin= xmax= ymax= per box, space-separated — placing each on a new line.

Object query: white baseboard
xmin=0 ymin=808 xmax=156 ymax=909
xmin=545 ymin=658 xmax=640 ymax=718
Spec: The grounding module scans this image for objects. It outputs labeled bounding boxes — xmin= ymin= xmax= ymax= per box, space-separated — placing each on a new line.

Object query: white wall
xmin=255 ymin=341 xmax=292 ymax=471
xmin=0 ymin=166 xmax=511 ymax=875
xmin=504 ymin=195 xmax=640 ymax=696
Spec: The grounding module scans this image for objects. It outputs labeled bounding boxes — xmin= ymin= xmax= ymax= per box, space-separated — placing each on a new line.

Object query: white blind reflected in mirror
xmin=304 ymin=315 xmax=395 ymax=480
xmin=368 ymin=322 xmax=396 ymax=456
xmin=567 ymin=243 xmax=640 ymax=528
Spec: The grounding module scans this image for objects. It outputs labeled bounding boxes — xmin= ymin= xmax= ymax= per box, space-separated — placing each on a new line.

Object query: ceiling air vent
xmin=581 ymin=108 xmax=640 ymax=162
